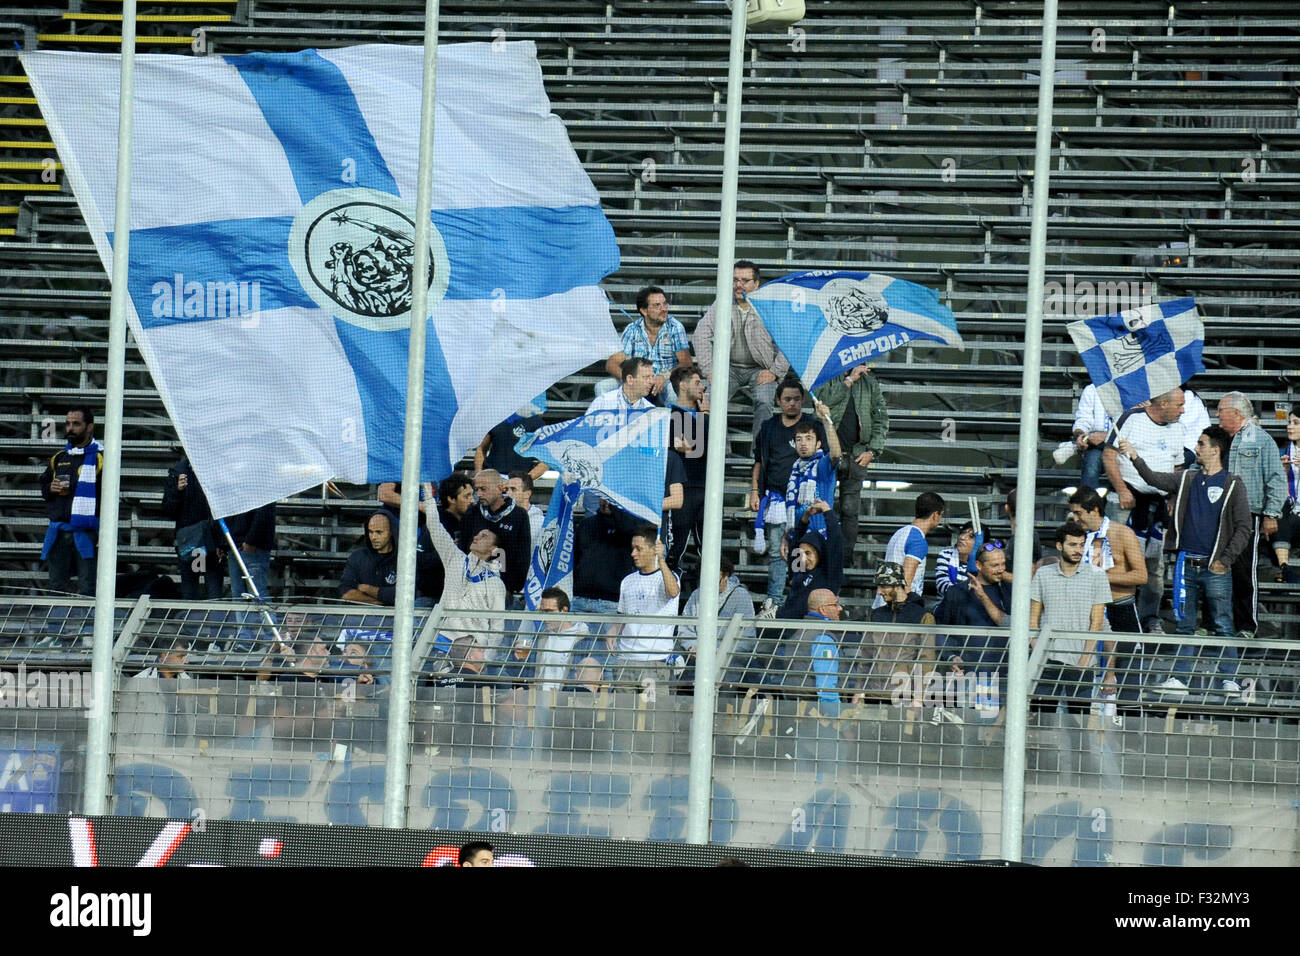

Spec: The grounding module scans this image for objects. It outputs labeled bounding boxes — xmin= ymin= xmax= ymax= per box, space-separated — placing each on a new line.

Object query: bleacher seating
xmin=0 ymin=0 xmax=1297 ymax=629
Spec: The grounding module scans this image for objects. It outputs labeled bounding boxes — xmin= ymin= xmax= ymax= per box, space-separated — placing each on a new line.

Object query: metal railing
xmin=0 ymin=596 xmax=1296 ymax=864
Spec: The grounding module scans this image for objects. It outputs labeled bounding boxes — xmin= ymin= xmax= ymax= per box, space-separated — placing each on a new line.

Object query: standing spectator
xmin=1215 ymin=392 xmax=1287 ymax=639
xmin=514 ymin=587 xmax=590 ymax=694
xmin=437 ymin=473 xmax=475 ymax=540
xmin=934 ymin=522 xmax=976 ymax=598
xmin=161 ymin=455 xmax=224 ymax=600
xmin=668 ymin=364 xmax=709 ymax=570
xmin=782 ymin=405 xmax=842 ymax=546
xmin=1118 ymin=427 xmax=1250 ymax=698
xmin=693 ymin=260 xmax=790 ymax=443
xmin=934 ymin=544 xmax=1012 ymax=679
xmin=571 ymin=499 xmax=639 ymax=621
xmin=425 ymin=494 xmax=507 ymax=656
xmin=1102 ymin=386 xmax=1187 ymax=631
xmin=1000 ymin=487 xmax=1043 ymax=583
xmin=814 ymin=363 xmax=889 ymax=565
xmin=1068 ymin=486 xmax=1148 ymax=706
xmin=1028 ymin=521 xmax=1114 ymax=713
xmin=602 ymin=285 xmax=691 ymax=407
xmin=872 ymin=492 xmax=947 ymax=610
xmin=1272 ymin=409 xmax=1300 ymax=582
xmin=1179 ymin=386 xmax=1212 ymax=457
xmin=776 ymin=502 xmax=844 ymax=621
xmin=661 ymin=449 xmax=687 ymax=570
xmin=502 ymin=471 xmax=545 ymax=547
xmin=1061 ymin=383 xmax=1112 ymax=490
xmin=750 ymin=377 xmax=828 ymax=611
xmin=221 ymin=502 xmax=276 ymax=600
xmin=460 ymin=469 xmax=531 ymax=601
xmin=39 ymin=405 xmax=103 ymax=596
xmin=474 ymin=407 xmax=547 ymax=481
xmin=606 ymin=527 xmax=680 ymax=689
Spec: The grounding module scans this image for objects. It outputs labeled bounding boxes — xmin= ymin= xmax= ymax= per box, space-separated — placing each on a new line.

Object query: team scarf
xmin=1286 ymin=441 xmax=1298 ymax=506
xmin=1082 ymin=517 xmax=1115 ymax=571
xmin=1172 ymin=551 xmax=1188 ymax=623
xmin=752 ymin=490 xmax=786 ymax=553
xmin=68 ymin=439 xmax=102 ymax=532
xmin=785 ymin=450 xmax=831 ymax=539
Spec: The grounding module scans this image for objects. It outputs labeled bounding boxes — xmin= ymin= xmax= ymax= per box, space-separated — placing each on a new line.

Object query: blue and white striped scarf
xmin=68 ymin=439 xmax=102 ymax=532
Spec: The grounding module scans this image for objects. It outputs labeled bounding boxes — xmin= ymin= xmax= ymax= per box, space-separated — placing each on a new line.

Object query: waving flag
xmin=1067 ymin=298 xmax=1204 ymax=419
xmin=21 ymin=43 xmax=620 ymax=518
xmin=514 ymin=407 xmax=670 ymax=525
xmin=747 ymin=270 xmax=962 ymax=391
xmin=524 ymin=480 xmax=579 ymax=609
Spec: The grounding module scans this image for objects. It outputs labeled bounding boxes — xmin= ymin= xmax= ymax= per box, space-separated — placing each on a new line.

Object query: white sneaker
xmin=757 ymin=599 xmax=778 ymax=620
xmin=1052 ymin=441 xmax=1077 ymax=466
xmin=930 ymin=706 xmax=965 ymax=725
xmin=1220 ymin=679 xmax=1242 ymax=700
xmin=1148 ymin=676 xmax=1189 ymax=698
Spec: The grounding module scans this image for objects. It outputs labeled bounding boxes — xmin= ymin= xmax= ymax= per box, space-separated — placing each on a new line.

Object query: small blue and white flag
xmin=21 ymin=43 xmax=620 ymax=519
xmin=524 ymin=479 xmax=580 ymax=610
xmin=1067 ymin=298 xmax=1205 ymax=419
xmin=514 ymin=407 xmax=670 ymax=525
xmin=747 ymin=270 xmax=962 ymax=391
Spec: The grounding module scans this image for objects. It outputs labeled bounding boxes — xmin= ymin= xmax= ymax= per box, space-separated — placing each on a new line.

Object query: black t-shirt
xmin=755 ymin=414 xmax=828 ymax=495
xmin=484 ymin=415 xmax=544 ymax=476
xmin=669 ymin=406 xmax=709 ymax=490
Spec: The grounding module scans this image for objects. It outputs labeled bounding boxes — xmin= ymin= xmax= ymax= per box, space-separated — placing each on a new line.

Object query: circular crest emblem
xmin=288 ymin=187 xmax=450 ymax=332
xmin=823 ymin=283 xmax=890 ymax=338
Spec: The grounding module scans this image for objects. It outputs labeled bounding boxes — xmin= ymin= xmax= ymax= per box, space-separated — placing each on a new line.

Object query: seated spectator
xmin=601 ymin=285 xmax=691 ymax=407
xmin=693 ymin=260 xmax=790 ymax=443
xmin=605 ymin=527 xmax=680 ymax=689
xmin=588 ymin=355 xmax=655 ymax=414
xmin=791 ymin=588 xmax=844 ymax=717
xmin=1057 ymin=383 xmax=1112 ymax=490
xmin=338 ymin=511 xmax=435 ymax=607
xmin=678 ymin=555 xmax=757 ymax=686
xmin=134 ymin=638 xmax=192 ymax=680
xmin=933 ymin=522 xmax=976 ymax=598
xmin=862 ymin=561 xmax=936 ymax=700
xmin=776 ymin=503 xmax=844 ymax=621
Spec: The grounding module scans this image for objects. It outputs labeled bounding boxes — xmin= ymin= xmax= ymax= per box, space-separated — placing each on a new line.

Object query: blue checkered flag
xmin=747 ymin=270 xmax=962 ymax=391
xmin=1067 ymin=298 xmax=1205 ymax=419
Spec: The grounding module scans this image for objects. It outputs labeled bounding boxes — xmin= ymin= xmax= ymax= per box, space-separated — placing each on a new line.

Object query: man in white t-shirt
xmin=872 ymin=491 xmax=946 ymax=609
xmin=512 ymin=586 xmax=590 ymax=693
xmin=606 ymin=525 xmax=680 ymax=691
xmin=1102 ymin=386 xmax=1186 ymax=631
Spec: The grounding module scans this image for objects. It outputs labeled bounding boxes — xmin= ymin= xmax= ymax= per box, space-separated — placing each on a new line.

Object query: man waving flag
xmin=747 ymin=270 xmax=962 ymax=391
xmin=21 ymin=43 xmax=620 ymax=519
xmin=1067 ymin=298 xmax=1205 ymax=419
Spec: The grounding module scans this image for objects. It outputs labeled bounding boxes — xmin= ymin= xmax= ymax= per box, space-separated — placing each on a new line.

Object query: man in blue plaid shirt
xmin=602 ymin=285 xmax=692 ymax=407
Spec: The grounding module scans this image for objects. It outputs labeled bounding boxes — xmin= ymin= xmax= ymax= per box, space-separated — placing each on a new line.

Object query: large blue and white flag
xmin=523 ymin=480 xmax=580 ymax=610
xmin=1067 ymin=298 xmax=1204 ymax=419
xmin=514 ymin=407 xmax=670 ymax=525
xmin=747 ymin=270 xmax=962 ymax=391
xmin=21 ymin=43 xmax=620 ymax=518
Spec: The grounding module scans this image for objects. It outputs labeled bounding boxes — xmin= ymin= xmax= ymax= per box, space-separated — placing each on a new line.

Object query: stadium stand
xmin=0 ymin=0 xmax=1298 ymax=629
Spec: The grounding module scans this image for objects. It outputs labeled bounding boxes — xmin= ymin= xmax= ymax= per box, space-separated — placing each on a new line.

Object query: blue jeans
xmin=228 ymin=546 xmax=271 ymax=600
xmin=1080 ymin=446 xmax=1104 ymax=490
xmin=1172 ymin=561 xmax=1237 ymax=678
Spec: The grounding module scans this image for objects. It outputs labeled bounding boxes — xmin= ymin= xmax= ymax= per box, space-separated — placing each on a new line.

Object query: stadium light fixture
xmin=742 ymin=0 xmax=805 ymax=27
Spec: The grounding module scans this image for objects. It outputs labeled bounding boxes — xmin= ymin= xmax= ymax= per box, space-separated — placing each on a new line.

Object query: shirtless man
xmin=1067 ymin=486 xmax=1148 ymax=706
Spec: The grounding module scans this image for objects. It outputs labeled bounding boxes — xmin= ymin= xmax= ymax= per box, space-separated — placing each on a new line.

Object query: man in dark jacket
xmin=460 ymin=469 xmax=531 ymax=600
xmin=862 ymin=561 xmax=936 ymax=699
xmin=1119 ymin=425 xmax=1252 ymax=698
xmin=339 ymin=510 xmax=428 ymax=606
xmin=776 ymin=505 xmax=844 ymax=621
xmin=933 ymin=544 xmax=1011 ymax=678
xmin=160 ymin=456 xmax=224 ymax=600
xmin=572 ymin=499 xmax=639 ymax=619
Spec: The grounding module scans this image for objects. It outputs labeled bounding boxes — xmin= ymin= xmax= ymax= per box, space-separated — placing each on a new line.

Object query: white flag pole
xmin=1003 ymin=0 xmax=1059 ymax=864
xmin=84 ymin=0 xmax=138 ymax=816
xmin=383 ymin=0 xmax=440 ymax=830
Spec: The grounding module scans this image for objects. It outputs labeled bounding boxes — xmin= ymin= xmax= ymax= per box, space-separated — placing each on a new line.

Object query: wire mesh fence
xmin=2 ymin=597 xmax=1296 ymax=863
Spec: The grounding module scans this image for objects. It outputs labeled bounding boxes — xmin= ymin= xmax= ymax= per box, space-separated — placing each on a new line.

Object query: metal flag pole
xmin=1002 ymin=0 xmax=1059 ymax=864
xmin=83 ymin=0 xmax=138 ymax=816
xmin=383 ymin=0 xmax=441 ymax=830
xmin=216 ymin=517 xmax=288 ymax=651
xmin=686 ymin=0 xmax=750 ymax=846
